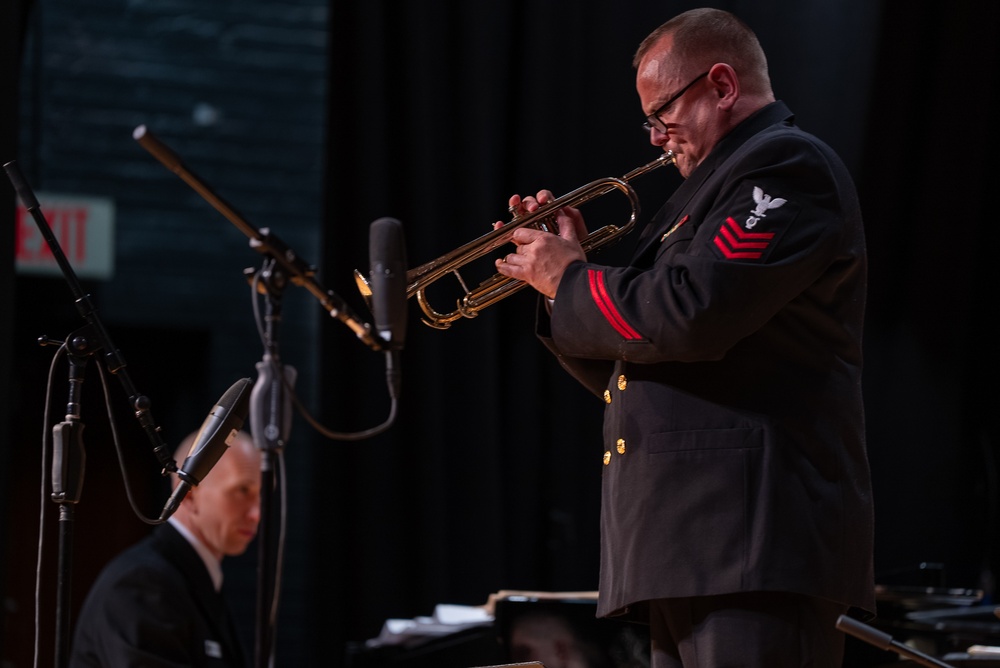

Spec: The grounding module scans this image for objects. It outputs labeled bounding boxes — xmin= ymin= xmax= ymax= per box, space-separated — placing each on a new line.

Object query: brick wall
xmin=9 ymin=1 xmax=329 ymax=665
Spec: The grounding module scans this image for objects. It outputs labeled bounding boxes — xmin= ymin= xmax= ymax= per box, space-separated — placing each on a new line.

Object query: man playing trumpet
xmin=496 ymin=8 xmax=874 ymax=668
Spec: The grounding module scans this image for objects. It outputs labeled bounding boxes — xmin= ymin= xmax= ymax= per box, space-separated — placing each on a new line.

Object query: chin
xmin=676 ymin=153 xmax=699 ymax=177
xmin=225 ymin=542 xmax=252 ymax=557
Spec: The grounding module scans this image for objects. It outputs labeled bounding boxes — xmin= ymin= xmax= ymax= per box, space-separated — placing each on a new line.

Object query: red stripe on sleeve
xmin=588 ymin=269 xmax=642 ymax=340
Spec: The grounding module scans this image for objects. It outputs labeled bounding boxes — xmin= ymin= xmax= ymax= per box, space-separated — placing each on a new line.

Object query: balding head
xmin=634 ymin=8 xmax=772 ymax=99
xmin=171 ymin=430 xmax=261 ymax=560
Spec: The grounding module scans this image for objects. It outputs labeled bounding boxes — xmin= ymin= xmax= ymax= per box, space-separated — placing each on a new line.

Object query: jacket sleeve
xmin=535 ymin=296 xmax=615 ymax=398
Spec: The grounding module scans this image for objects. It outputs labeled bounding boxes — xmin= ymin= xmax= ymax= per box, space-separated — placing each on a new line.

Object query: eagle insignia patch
xmin=747 ymin=186 xmax=786 ymax=229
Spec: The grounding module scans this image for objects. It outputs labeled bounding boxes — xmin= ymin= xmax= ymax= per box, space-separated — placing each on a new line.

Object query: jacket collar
xmin=632 ymin=100 xmax=794 ymax=260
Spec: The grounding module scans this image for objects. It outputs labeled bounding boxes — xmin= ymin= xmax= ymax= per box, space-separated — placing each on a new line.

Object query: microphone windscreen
xmin=180 ymin=378 xmax=252 ymax=484
xmin=369 ymin=217 xmax=408 ymax=349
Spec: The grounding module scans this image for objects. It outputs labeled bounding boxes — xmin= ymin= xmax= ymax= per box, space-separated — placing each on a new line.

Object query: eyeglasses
xmin=642 ymin=71 xmax=709 ymax=133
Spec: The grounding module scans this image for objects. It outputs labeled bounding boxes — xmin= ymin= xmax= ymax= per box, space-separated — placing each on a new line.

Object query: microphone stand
xmin=49 ymin=332 xmax=90 ymax=668
xmin=247 ymin=257 xmax=296 ymax=668
xmin=131 ymin=125 xmax=382 ymax=352
xmin=132 ymin=126 xmax=399 ymax=667
xmin=836 ymin=614 xmax=957 ymax=668
xmin=132 ymin=128 xmax=350 ymax=668
xmin=4 ymin=161 xmax=178 ymax=668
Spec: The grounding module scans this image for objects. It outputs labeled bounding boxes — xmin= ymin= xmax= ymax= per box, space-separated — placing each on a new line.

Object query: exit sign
xmin=15 ymin=192 xmax=116 ymax=280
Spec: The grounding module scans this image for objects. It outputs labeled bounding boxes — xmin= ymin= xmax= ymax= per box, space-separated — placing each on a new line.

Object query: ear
xmin=182 ymin=486 xmax=200 ymax=514
xmin=707 ymin=63 xmax=740 ymax=111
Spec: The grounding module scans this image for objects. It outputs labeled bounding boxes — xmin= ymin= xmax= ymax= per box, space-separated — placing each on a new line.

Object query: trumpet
xmin=355 ymin=150 xmax=676 ymax=329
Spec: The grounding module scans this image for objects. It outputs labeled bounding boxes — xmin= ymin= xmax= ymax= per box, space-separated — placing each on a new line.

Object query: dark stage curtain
xmin=859 ymin=1 xmax=1000 ymax=592
xmin=311 ymin=0 xmax=909 ymax=655
xmin=315 ymin=2 xmax=691 ymax=648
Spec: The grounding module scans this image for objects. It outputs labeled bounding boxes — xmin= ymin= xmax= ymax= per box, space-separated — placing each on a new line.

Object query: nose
xmin=248 ymin=494 xmax=262 ymax=525
xmin=648 ymin=125 xmax=669 ymax=148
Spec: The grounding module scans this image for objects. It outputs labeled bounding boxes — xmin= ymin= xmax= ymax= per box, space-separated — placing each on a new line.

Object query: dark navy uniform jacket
xmin=539 ymin=101 xmax=875 ymax=620
xmin=70 ymin=522 xmax=247 ymax=667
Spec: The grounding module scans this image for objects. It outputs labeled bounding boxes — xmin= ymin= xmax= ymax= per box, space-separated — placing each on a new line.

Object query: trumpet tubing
xmin=355 ymin=150 xmax=676 ymax=329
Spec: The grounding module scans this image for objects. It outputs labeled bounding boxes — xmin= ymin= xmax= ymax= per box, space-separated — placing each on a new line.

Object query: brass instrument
xmin=355 ymin=150 xmax=676 ymax=329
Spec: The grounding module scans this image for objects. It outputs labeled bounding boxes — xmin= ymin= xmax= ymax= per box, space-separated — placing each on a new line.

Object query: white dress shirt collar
xmin=168 ymin=516 xmax=223 ymax=592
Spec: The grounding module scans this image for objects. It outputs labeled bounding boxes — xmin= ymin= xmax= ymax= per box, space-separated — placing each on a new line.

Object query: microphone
xmin=369 ymin=217 xmax=407 ymax=402
xmin=369 ymin=217 xmax=408 ymax=350
xmin=159 ymin=378 xmax=253 ymax=520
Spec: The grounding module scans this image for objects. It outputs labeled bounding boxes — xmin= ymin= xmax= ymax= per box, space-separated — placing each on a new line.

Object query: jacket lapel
xmin=153 ymin=523 xmax=245 ymax=665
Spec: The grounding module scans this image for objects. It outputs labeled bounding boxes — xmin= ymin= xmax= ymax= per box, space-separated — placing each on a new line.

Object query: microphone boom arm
xmin=132 ymin=125 xmax=382 ymax=351
xmin=5 ymin=160 xmax=177 ymax=474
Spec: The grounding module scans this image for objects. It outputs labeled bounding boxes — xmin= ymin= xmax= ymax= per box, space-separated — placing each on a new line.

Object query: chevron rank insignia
xmin=712 ymin=185 xmax=790 ymax=261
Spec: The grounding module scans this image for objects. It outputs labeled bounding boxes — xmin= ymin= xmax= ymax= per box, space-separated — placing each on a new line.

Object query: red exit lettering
xmin=16 ymin=205 xmax=89 ymax=264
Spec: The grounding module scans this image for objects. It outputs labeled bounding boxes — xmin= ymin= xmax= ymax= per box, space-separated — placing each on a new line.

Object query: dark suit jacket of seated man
xmin=70 ymin=430 xmax=261 ymax=668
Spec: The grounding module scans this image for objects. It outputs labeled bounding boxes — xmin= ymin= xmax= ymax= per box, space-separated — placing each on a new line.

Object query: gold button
xmin=603 ymin=390 xmax=611 ymax=404
xmin=603 ymin=451 xmax=611 ymax=466
xmin=616 ymin=438 xmax=626 ymax=455
xmin=617 ymin=374 xmax=627 ymax=391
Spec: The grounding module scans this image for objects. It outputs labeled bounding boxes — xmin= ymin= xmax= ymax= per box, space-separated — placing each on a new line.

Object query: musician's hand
xmin=499 ymin=190 xmax=588 ymax=237
xmin=494 ymin=190 xmax=587 ymax=299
